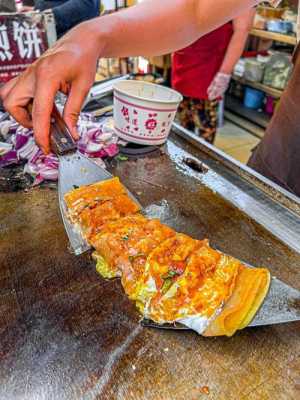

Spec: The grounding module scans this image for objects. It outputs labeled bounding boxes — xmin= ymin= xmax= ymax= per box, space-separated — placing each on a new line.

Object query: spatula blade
xmin=59 ymin=151 xmax=113 ymax=194
xmin=58 ymin=152 xmax=113 ymax=255
xmin=141 ymin=278 xmax=300 ymax=331
xmin=248 ymin=277 xmax=300 ymax=327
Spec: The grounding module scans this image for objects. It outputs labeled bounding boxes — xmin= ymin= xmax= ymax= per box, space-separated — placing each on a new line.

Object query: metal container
xmin=266 ymin=19 xmax=293 ymax=34
xmin=263 ymin=53 xmax=292 ymax=90
xmin=244 ymin=59 xmax=265 ymax=83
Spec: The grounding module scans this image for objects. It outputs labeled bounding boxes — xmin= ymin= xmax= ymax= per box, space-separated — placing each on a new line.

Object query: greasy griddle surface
xmin=1 ymin=142 xmax=300 ymax=399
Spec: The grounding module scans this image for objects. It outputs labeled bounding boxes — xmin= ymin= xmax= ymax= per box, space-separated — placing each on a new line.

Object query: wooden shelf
xmin=225 ymin=95 xmax=271 ymax=129
xmin=232 ymin=75 xmax=283 ymax=99
xmin=250 ymin=29 xmax=297 ymax=45
xmin=224 ymin=110 xmax=265 ymax=139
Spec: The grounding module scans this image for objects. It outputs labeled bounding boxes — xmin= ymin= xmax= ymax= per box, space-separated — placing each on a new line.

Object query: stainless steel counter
xmin=0 ymin=106 xmax=299 ymax=400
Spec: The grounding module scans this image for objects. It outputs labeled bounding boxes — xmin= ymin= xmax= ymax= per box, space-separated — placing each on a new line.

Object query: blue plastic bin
xmin=244 ymin=87 xmax=265 ymax=110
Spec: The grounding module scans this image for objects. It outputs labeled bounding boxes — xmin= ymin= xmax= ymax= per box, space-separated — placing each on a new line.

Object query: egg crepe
xmin=64 ymin=177 xmax=140 ymax=242
xmin=64 ymin=177 xmax=128 ymax=223
xmin=144 ymin=244 xmax=241 ymax=333
xmin=91 ymin=215 xmax=176 ymax=296
xmin=204 ymin=265 xmax=271 ymax=337
xmin=135 ymin=235 xmax=207 ymax=313
xmin=64 ymin=178 xmax=271 ymax=337
xmin=79 ymin=194 xmax=140 ymax=241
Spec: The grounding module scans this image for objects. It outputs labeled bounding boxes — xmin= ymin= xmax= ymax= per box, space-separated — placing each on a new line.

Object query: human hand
xmin=0 ymin=21 xmax=102 ymax=154
xmin=207 ymin=72 xmax=231 ymax=101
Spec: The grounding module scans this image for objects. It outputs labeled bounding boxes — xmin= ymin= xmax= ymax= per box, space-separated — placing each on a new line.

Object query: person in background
xmin=20 ymin=0 xmax=100 ymax=38
xmin=19 ymin=0 xmax=34 ymax=9
xmin=247 ymin=0 xmax=300 ymax=195
xmin=172 ymin=10 xmax=255 ymax=144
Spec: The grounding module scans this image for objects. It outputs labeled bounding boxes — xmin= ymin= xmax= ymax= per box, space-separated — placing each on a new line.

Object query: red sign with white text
xmin=0 ymin=13 xmax=49 ymax=83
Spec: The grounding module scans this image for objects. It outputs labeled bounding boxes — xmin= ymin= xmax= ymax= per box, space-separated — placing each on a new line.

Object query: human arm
xmin=0 ymin=0 xmax=261 ymax=153
xmin=207 ymin=8 xmax=255 ymax=100
xmin=20 ymin=6 xmax=34 ymax=11
xmin=219 ymin=9 xmax=256 ymax=75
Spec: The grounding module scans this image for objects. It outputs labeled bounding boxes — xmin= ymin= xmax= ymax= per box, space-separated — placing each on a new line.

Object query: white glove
xmin=207 ymin=72 xmax=231 ymax=101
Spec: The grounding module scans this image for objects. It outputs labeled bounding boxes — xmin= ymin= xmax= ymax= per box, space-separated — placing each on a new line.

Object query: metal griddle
xmin=59 ymin=145 xmax=300 ymax=330
xmin=1 ymin=89 xmax=300 ymax=399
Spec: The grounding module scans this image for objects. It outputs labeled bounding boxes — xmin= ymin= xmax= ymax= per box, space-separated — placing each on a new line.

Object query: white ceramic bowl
xmin=113 ymin=80 xmax=183 ymax=145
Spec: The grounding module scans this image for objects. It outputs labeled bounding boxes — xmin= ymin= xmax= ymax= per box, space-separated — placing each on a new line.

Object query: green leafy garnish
xmin=160 ymin=270 xmax=181 ymax=294
xmin=122 ymin=234 xmax=130 ymax=241
xmin=116 ymin=155 xmax=129 ymax=162
xmin=162 ymin=270 xmax=180 ymax=280
xmin=161 ymin=278 xmax=173 ymax=294
xmin=73 ymin=185 xmax=79 ymax=189
xmin=94 ymin=253 xmax=117 ymax=279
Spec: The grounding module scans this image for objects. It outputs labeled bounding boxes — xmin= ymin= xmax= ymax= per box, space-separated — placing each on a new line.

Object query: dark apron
xmin=248 ymin=43 xmax=300 ymax=197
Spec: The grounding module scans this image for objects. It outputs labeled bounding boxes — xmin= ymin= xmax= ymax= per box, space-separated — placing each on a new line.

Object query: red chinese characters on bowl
xmin=113 ymin=80 xmax=182 ymax=146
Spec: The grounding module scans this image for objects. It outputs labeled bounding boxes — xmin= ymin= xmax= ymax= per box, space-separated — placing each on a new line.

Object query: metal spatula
xmin=141 ymin=277 xmax=300 ymax=330
xmin=49 ymin=106 xmax=128 ymax=255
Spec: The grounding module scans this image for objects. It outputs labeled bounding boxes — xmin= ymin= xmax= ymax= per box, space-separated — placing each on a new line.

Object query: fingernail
xmin=72 ymin=128 xmax=80 ymax=141
xmin=42 ymin=146 xmax=50 ymax=155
